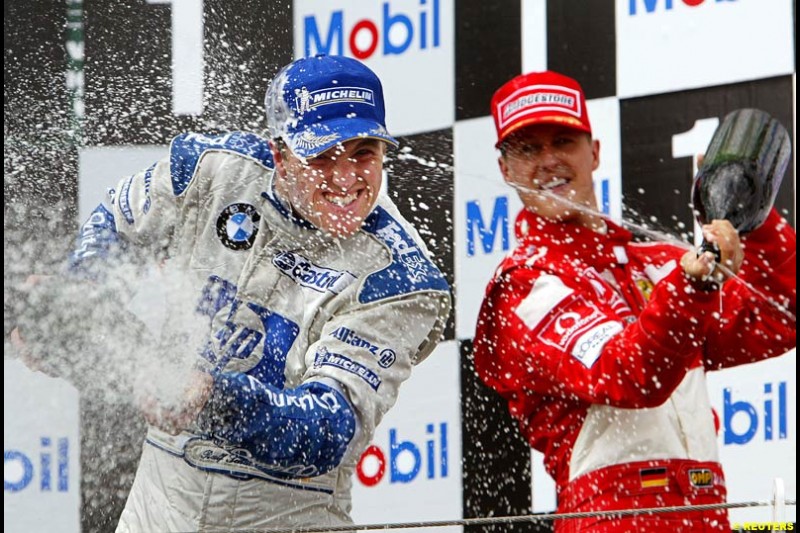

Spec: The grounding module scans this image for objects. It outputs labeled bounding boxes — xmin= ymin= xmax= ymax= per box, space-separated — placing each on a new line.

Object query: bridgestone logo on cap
xmin=294 ymin=86 xmax=375 ymax=114
xmin=497 ymin=84 xmax=582 ymax=128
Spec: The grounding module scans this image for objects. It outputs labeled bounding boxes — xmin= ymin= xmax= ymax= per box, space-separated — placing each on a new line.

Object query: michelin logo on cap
xmin=294 ymin=86 xmax=375 ymax=115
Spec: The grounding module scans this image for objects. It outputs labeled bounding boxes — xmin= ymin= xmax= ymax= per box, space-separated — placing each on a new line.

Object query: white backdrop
xmin=294 ymin=0 xmax=455 ymax=136
xmin=351 ymin=340 xmax=462 ymax=531
xmin=4 ymin=360 xmax=81 ymax=533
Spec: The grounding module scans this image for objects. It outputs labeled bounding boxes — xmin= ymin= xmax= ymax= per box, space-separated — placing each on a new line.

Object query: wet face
xmin=273 ymin=139 xmax=386 ymax=238
xmin=499 ymin=124 xmax=601 ymax=227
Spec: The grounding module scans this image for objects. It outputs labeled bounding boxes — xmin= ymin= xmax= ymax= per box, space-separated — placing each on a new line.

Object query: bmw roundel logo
xmin=216 ymin=203 xmax=261 ymax=250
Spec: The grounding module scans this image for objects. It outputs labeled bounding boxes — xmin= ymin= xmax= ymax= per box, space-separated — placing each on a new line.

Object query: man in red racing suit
xmin=473 ymin=70 xmax=796 ymax=532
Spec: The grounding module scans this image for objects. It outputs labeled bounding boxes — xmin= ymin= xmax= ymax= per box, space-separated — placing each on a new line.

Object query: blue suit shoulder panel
xmin=360 ymin=206 xmax=450 ymax=304
xmin=169 ymin=131 xmax=274 ymax=196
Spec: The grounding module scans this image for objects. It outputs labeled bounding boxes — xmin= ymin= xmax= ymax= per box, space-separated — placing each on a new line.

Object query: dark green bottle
xmin=692 ymin=108 xmax=791 ymax=257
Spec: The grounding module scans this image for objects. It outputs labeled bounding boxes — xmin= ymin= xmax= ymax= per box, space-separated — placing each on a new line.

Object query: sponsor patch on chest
xmin=273 ymin=251 xmax=357 ymax=294
xmin=570 ymin=320 xmax=623 ymax=368
xmin=536 ymin=296 xmax=606 ymax=351
xmin=216 ymin=203 xmax=260 ymax=250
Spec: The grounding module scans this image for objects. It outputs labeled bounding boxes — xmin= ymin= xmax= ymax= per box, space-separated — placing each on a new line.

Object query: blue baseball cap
xmin=265 ymin=55 xmax=398 ymax=159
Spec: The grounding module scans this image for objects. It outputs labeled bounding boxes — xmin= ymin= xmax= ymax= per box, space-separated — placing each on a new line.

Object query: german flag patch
xmin=640 ymin=467 xmax=669 ymax=488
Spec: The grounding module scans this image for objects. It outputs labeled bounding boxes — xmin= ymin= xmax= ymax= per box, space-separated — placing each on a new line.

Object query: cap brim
xmin=495 ymin=114 xmax=591 ymax=147
xmin=286 ymin=117 xmax=399 ymax=159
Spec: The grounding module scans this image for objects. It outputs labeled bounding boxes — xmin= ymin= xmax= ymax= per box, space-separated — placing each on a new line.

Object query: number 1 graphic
xmin=672 ymin=117 xmax=719 ymax=246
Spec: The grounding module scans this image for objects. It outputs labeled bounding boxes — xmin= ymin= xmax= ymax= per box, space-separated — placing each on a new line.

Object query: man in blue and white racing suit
xmin=69 ymin=55 xmax=451 ymax=531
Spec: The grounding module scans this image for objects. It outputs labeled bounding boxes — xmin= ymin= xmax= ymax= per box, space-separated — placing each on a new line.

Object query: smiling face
xmin=499 ymin=124 xmax=601 ymax=228
xmin=272 ymin=138 xmax=386 ymax=238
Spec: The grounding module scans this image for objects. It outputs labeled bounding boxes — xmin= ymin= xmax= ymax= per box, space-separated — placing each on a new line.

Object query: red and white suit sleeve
xmin=475 ymin=264 xmax=720 ymax=410
xmin=704 ymin=208 xmax=796 ymax=370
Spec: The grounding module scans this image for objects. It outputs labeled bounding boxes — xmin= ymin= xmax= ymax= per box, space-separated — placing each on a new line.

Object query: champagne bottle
xmin=691 ymin=108 xmax=791 ymax=258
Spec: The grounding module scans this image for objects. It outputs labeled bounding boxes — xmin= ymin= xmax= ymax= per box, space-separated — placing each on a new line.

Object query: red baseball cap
xmin=491 ymin=70 xmax=592 ymax=147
